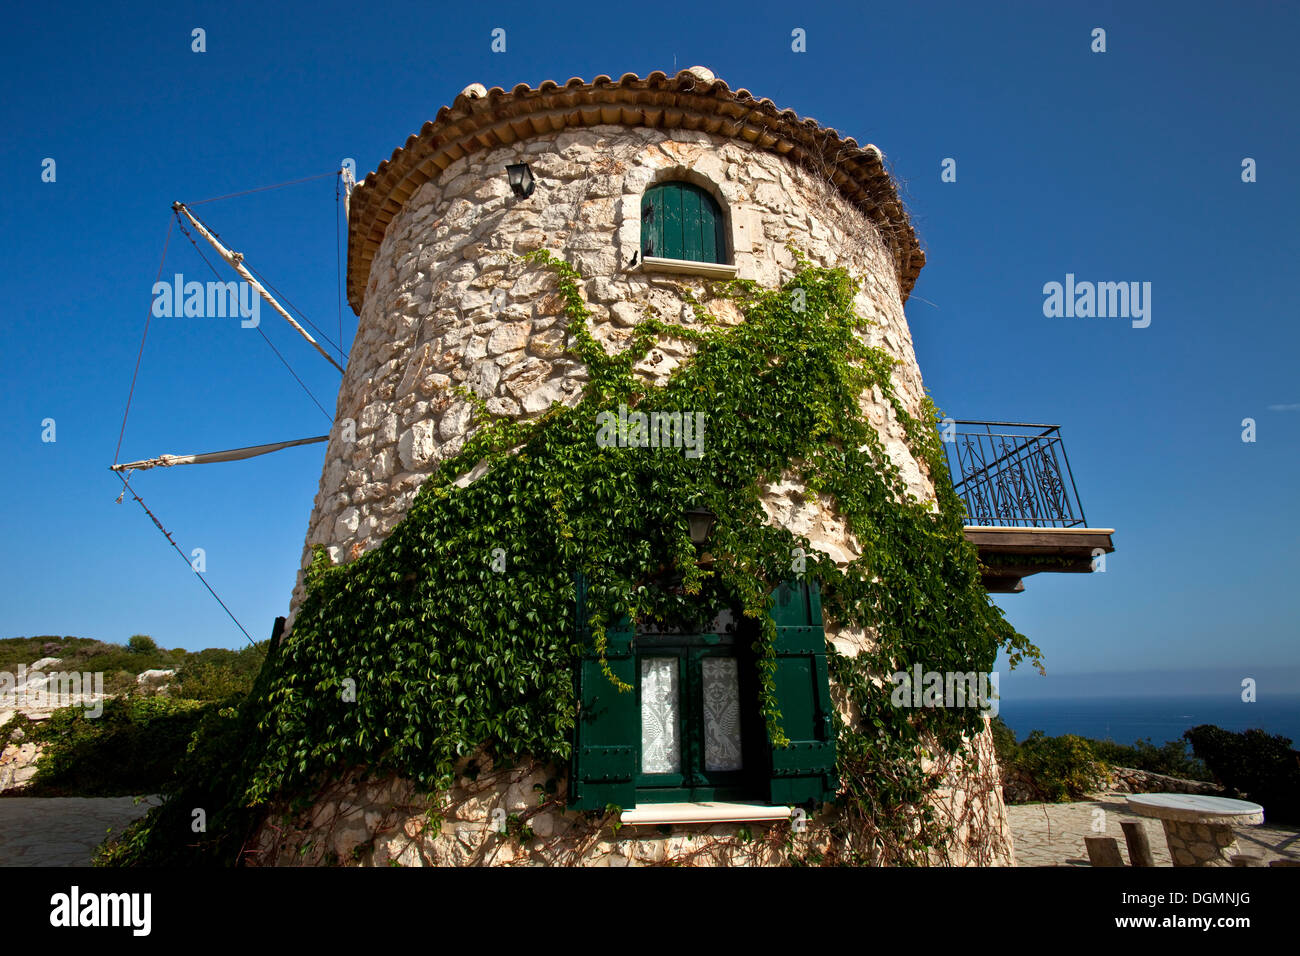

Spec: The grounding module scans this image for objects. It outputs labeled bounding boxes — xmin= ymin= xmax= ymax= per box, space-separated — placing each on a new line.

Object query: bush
xmin=172 ymin=663 xmax=250 ymax=701
xmin=0 ymin=637 xmax=270 ymax=800
xmin=169 ymin=644 xmax=266 ymax=701
xmin=1185 ymin=724 xmax=1300 ymax=823
xmin=1007 ymin=730 xmax=1108 ymax=802
xmin=0 ymin=635 xmax=99 ymax=673
xmin=10 ymin=696 xmax=213 ymax=797
xmin=1087 ymin=736 xmax=1209 ymax=781
xmin=96 ymin=655 xmax=280 ymax=866
xmin=47 ymin=639 xmax=179 ymax=679
xmin=127 ymin=635 xmax=158 ymax=654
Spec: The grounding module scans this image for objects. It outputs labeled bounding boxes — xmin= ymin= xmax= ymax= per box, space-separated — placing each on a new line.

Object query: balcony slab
xmin=964 ymin=526 xmax=1115 ymax=593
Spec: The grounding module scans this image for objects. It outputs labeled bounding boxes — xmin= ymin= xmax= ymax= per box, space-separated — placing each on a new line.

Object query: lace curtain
xmin=702 ymin=657 xmax=743 ymax=771
xmin=640 ymin=655 xmax=744 ymax=776
xmin=640 ymin=657 xmax=680 ymax=774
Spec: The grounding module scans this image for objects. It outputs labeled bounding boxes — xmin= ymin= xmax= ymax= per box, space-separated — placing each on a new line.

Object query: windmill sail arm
xmin=111 ymin=434 xmax=329 ymax=472
xmin=172 ymin=202 xmax=345 ymax=374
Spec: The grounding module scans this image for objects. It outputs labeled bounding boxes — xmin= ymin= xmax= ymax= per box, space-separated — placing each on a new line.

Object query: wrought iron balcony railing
xmin=941 ymin=421 xmax=1088 ymax=528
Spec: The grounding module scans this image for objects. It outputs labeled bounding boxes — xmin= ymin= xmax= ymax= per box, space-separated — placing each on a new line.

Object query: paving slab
xmin=1007 ymin=791 xmax=1300 ymax=867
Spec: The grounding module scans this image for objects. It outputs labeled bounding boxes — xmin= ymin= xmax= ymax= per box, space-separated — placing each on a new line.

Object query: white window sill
xmin=639 ymin=256 xmax=738 ymax=280
xmin=619 ymin=802 xmax=792 ymax=826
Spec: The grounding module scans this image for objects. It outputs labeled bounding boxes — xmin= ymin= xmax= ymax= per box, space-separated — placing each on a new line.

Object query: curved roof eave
xmin=346 ymin=69 xmax=925 ymax=313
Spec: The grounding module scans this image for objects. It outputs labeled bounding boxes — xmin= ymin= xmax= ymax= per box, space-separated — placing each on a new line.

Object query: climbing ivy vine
xmin=99 ymin=249 xmax=1040 ymax=866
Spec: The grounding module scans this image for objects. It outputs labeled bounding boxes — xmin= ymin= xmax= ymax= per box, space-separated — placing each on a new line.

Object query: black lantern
xmin=506 ymin=162 xmax=535 ymax=198
xmin=685 ymin=507 xmax=716 ymax=547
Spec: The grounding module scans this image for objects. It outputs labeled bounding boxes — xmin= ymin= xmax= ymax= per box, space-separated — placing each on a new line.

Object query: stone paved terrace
xmin=0 ymin=796 xmax=160 ymax=866
xmin=5 ymin=790 xmax=1297 ymax=867
xmin=1007 ymin=792 xmax=1300 ymax=866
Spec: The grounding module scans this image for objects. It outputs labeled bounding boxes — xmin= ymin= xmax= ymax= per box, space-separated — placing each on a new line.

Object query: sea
xmin=996 ymin=694 xmax=1300 ymax=747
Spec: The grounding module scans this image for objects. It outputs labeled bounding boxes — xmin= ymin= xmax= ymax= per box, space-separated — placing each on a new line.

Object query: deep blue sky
xmin=2 ymin=2 xmax=1296 ymax=699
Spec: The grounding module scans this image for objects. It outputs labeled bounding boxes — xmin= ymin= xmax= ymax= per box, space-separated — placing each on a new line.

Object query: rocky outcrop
xmin=1 ymin=657 xmax=109 ymax=728
xmin=0 ymin=740 xmax=40 ymax=792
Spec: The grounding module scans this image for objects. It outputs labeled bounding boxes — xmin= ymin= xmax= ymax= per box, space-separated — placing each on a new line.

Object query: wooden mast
xmin=110 ymin=435 xmax=330 ymax=473
xmin=172 ymin=202 xmax=345 ymax=374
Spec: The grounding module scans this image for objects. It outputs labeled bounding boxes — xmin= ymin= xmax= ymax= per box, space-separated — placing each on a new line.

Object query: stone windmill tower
xmin=292 ymin=66 xmax=928 ymax=608
xmin=270 ymin=67 xmax=1017 ymax=866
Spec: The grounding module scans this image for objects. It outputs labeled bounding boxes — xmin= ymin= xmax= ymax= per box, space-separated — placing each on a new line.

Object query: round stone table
xmin=1125 ymin=793 xmax=1264 ymax=867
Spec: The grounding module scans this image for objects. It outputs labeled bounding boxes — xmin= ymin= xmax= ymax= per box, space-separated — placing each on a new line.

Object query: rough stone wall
xmin=249 ymin=729 xmax=1015 ymax=867
xmin=276 ymin=122 xmax=1013 ymax=865
xmin=0 ymin=741 xmax=40 ymax=792
xmin=926 ymin=722 xmax=1018 ymax=866
xmin=1106 ymin=767 xmax=1224 ymax=797
xmin=249 ymin=755 xmax=830 ymax=867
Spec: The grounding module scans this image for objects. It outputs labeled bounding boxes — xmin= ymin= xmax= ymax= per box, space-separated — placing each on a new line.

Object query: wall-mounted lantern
xmin=685 ymin=507 xmax=716 ymax=547
xmin=506 ymin=162 xmax=535 ymax=198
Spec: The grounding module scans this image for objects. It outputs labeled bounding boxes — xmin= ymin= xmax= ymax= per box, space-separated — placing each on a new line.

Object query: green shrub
xmin=127 ymin=635 xmax=158 ymax=654
xmin=0 ymin=636 xmax=100 ymax=673
xmin=1087 ymin=736 xmax=1209 ymax=781
xmin=1011 ymin=731 xmax=1108 ymax=802
xmin=993 ymin=718 xmax=1211 ymax=801
xmin=95 ymin=662 xmax=279 ymax=866
xmin=1185 ymin=724 xmax=1300 ymax=823
xmin=40 ymin=638 xmax=179 ymax=679
xmin=167 ymin=644 xmax=265 ymax=701
xmin=0 ymin=637 xmax=268 ymax=801
xmin=10 ymin=696 xmax=213 ymax=797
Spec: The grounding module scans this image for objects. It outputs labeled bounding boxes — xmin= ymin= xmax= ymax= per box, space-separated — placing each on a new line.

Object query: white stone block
xmin=398 ymin=419 xmax=437 ymax=471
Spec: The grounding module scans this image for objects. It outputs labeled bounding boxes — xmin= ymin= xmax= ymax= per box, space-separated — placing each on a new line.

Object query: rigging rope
xmin=245 ymin=259 xmax=342 ymax=357
xmin=114 ymin=217 xmax=175 ymax=465
xmin=186 ymin=169 xmax=340 ymax=206
xmin=113 ymin=472 xmax=256 ymax=646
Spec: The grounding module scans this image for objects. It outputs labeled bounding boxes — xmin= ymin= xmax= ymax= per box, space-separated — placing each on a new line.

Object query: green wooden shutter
xmin=662 ymin=184 xmax=685 ymax=260
xmin=767 ymin=579 xmax=838 ymax=806
xmin=570 ymin=573 xmax=638 ymax=811
xmin=641 ymin=182 xmax=725 ymax=264
xmin=641 ymin=187 xmax=661 ymax=259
